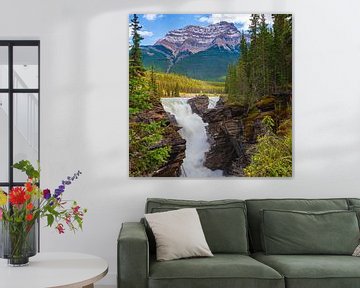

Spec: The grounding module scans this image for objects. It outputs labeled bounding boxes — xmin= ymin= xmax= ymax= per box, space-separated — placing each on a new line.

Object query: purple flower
xmin=43 ymin=189 xmax=51 ymax=200
xmin=54 ymin=188 xmax=64 ymax=199
xmin=54 ymin=170 xmax=82 ymax=199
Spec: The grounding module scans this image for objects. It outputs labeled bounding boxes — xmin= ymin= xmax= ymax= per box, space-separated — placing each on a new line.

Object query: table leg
xmin=82 ymin=284 xmax=94 ymax=288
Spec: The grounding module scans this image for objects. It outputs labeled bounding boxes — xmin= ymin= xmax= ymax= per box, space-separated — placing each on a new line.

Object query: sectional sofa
xmin=118 ymin=198 xmax=360 ymax=288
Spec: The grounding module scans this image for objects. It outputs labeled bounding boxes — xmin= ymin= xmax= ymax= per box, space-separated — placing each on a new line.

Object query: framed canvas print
xmin=129 ymin=14 xmax=292 ymax=178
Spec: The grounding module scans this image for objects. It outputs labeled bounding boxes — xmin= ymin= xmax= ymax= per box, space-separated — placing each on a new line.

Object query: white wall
xmin=1 ymin=0 xmax=360 ymax=285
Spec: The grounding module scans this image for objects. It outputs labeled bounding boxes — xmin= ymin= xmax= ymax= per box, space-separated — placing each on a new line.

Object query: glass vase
xmin=0 ymin=220 xmax=37 ymax=266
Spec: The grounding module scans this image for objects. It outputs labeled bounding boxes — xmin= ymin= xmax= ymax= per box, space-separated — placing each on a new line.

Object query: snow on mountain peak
xmin=155 ymin=21 xmax=241 ymax=55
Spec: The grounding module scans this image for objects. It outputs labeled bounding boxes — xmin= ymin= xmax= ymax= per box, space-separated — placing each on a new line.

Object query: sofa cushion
xmin=246 ymin=198 xmax=349 ymax=252
xmin=347 ymin=198 xmax=360 ymax=207
xmin=348 ymin=205 xmax=360 ymax=228
xmin=146 ymin=198 xmax=249 ymax=254
xmin=149 ymin=254 xmax=284 ymax=288
xmin=253 ymin=252 xmax=360 ymax=288
xmin=145 ymin=208 xmax=213 ymax=261
xmin=261 ymin=209 xmax=359 ymax=255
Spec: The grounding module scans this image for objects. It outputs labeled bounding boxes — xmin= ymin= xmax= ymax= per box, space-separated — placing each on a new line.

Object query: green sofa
xmin=118 ymin=198 xmax=360 ymax=288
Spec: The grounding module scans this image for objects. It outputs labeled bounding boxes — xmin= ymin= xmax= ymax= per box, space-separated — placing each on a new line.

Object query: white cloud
xmin=198 ymin=14 xmax=251 ymax=30
xmin=129 ymin=24 xmax=153 ymax=38
xmin=198 ymin=14 xmax=273 ymax=31
xmin=139 ymin=30 xmax=154 ymax=37
xmin=143 ymin=14 xmax=163 ymax=21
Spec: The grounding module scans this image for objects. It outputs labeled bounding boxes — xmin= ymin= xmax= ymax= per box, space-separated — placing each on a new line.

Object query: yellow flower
xmin=0 ymin=189 xmax=7 ymax=206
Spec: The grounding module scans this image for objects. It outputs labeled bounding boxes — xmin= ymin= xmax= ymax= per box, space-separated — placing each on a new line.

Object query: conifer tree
xmin=129 ymin=14 xmax=145 ymax=78
xmin=129 ymin=14 xmax=149 ymax=114
xmin=272 ymin=14 xmax=292 ymax=92
xmin=225 ymin=14 xmax=292 ymax=104
xmin=149 ymin=65 xmax=158 ymax=100
xmin=249 ymin=14 xmax=260 ymax=44
xmin=257 ymin=14 xmax=272 ymax=96
xmin=174 ymin=83 xmax=180 ymax=97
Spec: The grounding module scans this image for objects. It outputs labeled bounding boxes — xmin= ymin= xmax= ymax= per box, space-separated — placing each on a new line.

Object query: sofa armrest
xmin=118 ymin=222 xmax=149 ymax=288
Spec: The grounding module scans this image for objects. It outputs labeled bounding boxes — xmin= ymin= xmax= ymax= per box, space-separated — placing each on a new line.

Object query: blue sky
xmin=129 ymin=14 xmax=260 ymax=46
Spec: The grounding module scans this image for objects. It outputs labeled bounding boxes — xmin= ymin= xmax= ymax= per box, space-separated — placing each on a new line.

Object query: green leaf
xmin=47 ymin=214 xmax=54 ymax=227
xmin=13 ymin=160 xmax=40 ymax=180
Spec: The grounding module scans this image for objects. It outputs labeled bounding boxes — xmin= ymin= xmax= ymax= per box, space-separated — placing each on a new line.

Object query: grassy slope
xmin=146 ymin=71 xmax=225 ymax=95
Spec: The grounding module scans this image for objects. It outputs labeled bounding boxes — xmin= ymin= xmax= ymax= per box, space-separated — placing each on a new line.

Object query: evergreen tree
xmin=240 ymin=32 xmax=248 ymax=61
xmin=236 ymin=60 xmax=250 ymax=105
xmin=257 ymin=14 xmax=272 ymax=96
xmin=225 ymin=14 xmax=292 ymax=104
xmin=129 ymin=14 xmax=145 ymax=78
xmin=174 ymin=83 xmax=180 ymax=97
xmin=149 ymin=65 xmax=158 ymax=100
xmin=272 ymin=14 xmax=292 ymax=92
xmin=249 ymin=14 xmax=260 ymax=44
xmin=129 ymin=14 xmax=150 ymax=114
xmin=248 ymin=14 xmax=261 ymax=99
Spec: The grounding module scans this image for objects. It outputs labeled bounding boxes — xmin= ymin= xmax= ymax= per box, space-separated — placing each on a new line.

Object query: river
xmin=161 ymin=97 xmax=223 ymax=177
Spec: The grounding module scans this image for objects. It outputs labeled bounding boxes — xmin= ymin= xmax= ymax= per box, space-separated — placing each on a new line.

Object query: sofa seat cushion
xmin=149 ymin=254 xmax=284 ymax=288
xmin=252 ymin=252 xmax=360 ymax=288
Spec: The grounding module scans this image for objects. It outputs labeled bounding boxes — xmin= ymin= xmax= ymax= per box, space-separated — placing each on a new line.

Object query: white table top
xmin=0 ymin=252 xmax=108 ymax=288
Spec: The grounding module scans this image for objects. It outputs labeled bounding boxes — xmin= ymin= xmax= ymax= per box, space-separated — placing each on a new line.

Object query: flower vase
xmin=0 ymin=220 xmax=37 ymax=266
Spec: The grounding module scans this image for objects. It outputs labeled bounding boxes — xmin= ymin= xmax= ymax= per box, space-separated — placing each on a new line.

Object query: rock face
xmin=155 ymin=21 xmax=241 ymax=56
xmin=202 ymin=104 xmax=248 ymax=175
xmin=201 ymin=94 xmax=292 ymax=176
xmin=187 ymin=95 xmax=209 ymax=117
xmin=134 ymin=102 xmax=186 ymax=177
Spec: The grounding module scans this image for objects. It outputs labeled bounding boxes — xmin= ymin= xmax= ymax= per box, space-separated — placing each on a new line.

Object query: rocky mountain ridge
xmin=155 ymin=21 xmax=241 ymax=56
xmin=140 ymin=21 xmax=243 ymax=81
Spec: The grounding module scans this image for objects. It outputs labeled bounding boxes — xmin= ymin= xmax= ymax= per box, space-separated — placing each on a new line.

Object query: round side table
xmin=0 ymin=252 xmax=108 ymax=288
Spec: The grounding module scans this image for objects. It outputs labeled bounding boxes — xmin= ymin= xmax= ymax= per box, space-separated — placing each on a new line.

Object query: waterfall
xmin=161 ymin=97 xmax=223 ymax=177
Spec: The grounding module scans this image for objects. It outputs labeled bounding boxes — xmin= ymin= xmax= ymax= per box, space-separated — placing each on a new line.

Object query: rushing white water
xmin=161 ymin=97 xmax=223 ymax=177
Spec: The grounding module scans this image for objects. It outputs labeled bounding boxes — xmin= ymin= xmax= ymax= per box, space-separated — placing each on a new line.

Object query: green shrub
xmin=244 ymin=116 xmax=292 ymax=177
xmin=129 ymin=121 xmax=171 ymax=176
xmin=129 ymin=76 xmax=151 ymax=115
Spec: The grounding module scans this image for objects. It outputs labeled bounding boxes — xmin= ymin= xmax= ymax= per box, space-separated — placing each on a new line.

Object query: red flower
xmin=25 ymin=182 xmax=33 ymax=192
xmin=26 ymin=214 xmax=33 ymax=221
xmin=26 ymin=203 xmax=34 ymax=210
xmin=24 ymin=193 xmax=31 ymax=201
xmin=56 ymin=223 xmax=65 ymax=234
xmin=9 ymin=187 xmax=26 ymax=205
xmin=72 ymin=205 xmax=80 ymax=215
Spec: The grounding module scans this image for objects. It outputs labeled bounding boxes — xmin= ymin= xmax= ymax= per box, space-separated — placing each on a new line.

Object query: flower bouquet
xmin=0 ymin=160 xmax=87 ymax=266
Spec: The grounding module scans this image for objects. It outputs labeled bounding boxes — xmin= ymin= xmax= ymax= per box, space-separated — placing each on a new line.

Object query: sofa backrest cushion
xmin=145 ymin=198 xmax=249 ymax=254
xmin=246 ymin=198 xmax=349 ymax=252
xmin=348 ymin=198 xmax=360 ymax=207
xmin=261 ymin=209 xmax=359 ymax=255
xmin=347 ymin=199 xmax=360 ymax=228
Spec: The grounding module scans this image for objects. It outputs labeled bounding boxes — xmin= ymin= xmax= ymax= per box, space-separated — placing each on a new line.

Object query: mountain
xmin=155 ymin=21 xmax=241 ymax=55
xmin=141 ymin=21 xmax=243 ymax=82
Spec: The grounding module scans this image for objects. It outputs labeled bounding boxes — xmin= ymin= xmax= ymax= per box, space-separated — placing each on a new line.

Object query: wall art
xmin=129 ymin=14 xmax=292 ymax=177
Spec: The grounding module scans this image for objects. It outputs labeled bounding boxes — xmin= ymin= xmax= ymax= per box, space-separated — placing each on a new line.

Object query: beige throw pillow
xmin=353 ymin=244 xmax=360 ymax=256
xmin=145 ymin=208 xmax=213 ymax=261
